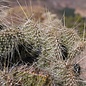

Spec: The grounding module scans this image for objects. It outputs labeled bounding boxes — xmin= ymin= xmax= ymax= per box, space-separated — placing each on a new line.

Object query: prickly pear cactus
xmin=0 ymin=2 xmax=86 ymax=85
xmin=0 ymin=22 xmax=42 ymax=67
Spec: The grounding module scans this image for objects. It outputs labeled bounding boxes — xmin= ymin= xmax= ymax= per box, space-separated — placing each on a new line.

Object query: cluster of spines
xmin=0 ymin=28 xmax=23 ymax=55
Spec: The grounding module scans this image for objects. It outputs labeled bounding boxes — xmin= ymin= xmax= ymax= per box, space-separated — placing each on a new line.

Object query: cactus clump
xmin=0 ymin=2 xmax=86 ymax=85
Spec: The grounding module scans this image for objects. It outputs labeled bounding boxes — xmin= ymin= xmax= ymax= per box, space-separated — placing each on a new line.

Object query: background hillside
xmin=1 ymin=0 xmax=86 ymax=17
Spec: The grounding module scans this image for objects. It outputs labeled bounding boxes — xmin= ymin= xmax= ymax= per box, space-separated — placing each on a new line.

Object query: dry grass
xmin=1 ymin=5 xmax=46 ymax=27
